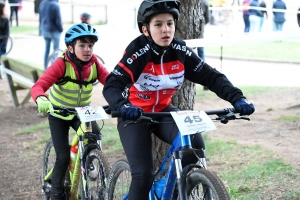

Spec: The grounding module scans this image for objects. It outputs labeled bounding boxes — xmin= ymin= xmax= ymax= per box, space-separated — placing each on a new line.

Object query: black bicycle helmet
xmin=80 ymin=12 xmax=91 ymax=21
xmin=137 ymin=0 xmax=180 ymax=33
xmin=65 ymin=23 xmax=98 ymax=46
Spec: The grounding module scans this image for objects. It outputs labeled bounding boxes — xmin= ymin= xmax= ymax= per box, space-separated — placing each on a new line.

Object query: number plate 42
xmin=75 ymin=106 xmax=109 ymax=122
xmin=171 ymin=111 xmax=216 ymax=136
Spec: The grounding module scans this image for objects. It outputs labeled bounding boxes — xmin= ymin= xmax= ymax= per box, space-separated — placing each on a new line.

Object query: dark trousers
xmin=10 ymin=6 xmax=19 ymax=26
xmin=243 ymin=15 xmax=250 ymax=32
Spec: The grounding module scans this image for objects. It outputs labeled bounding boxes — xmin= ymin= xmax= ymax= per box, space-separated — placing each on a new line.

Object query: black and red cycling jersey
xmin=103 ymin=34 xmax=244 ymax=112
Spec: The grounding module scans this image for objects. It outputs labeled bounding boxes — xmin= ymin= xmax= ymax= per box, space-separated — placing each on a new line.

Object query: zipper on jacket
xmin=77 ymin=88 xmax=82 ymax=106
xmin=152 ymin=50 xmax=166 ymax=112
xmin=77 ymin=71 xmax=84 ymax=106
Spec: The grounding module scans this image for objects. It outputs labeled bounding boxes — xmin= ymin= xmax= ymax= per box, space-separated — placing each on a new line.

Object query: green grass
xmin=205 ymin=41 xmax=300 ymax=62
xmin=204 ymin=135 xmax=300 ymax=199
xmin=14 ymin=120 xmax=49 ymax=135
xmin=99 ymin=120 xmax=123 ymax=153
xmin=278 ymin=115 xmax=300 ymax=122
xmin=10 ymin=26 xmax=38 ymax=34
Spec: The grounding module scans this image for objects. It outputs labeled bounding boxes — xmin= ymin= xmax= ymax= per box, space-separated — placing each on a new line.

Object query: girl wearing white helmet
xmin=31 ymin=23 xmax=109 ymax=200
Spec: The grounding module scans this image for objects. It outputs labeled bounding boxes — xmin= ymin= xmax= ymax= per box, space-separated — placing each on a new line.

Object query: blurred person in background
xmin=39 ymin=0 xmax=63 ymax=70
xmin=34 ymin=0 xmax=43 ymax=35
xmin=0 ymin=1 xmax=9 ymax=63
xmin=242 ymin=0 xmax=251 ymax=32
xmin=297 ymin=7 xmax=300 ymax=27
xmin=8 ymin=0 xmax=20 ymax=26
xmin=198 ymin=0 xmax=210 ymax=62
xmin=80 ymin=12 xmax=91 ymax=24
xmin=259 ymin=0 xmax=268 ymax=32
xmin=249 ymin=0 xmax=262 ymax=32
xmin=272 ymin=0 xmax=286 ymax=31
xmin=209 ymin=0 xmax=226 ymax=25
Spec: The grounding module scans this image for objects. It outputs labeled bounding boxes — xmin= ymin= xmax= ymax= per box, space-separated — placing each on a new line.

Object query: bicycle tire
xmin=186 ymin=169 xmax=230 ymax=200
xmin=41 ymin=139 xmax=54 ymax=200
xmin=95 ymin=54 xmax=105 ymax=65
xmin=0 ymin=35 xmax=13 ymax=55
xmin=93 ymin=54 xmax=105 ymax=86
xmin=46 ymin=49 xmax=64 ymax=68
xmin=41 ymin=138 xmax=71 ymax=200
xmin=106 ymin=159 xmax=131 ymax=200
xmin=82 ymin=148 xmax=110 ymax=200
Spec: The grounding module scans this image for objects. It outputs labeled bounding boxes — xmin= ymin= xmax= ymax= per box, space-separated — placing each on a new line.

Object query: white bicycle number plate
xmin=75 ymin=106 xmax=109 ymax=122
xmin=171 ymin=111 xmax=216 ymax=136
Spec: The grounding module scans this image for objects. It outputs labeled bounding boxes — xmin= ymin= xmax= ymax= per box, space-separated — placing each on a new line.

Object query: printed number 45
xmin=184 ymin=115 xmax=202 ymax=124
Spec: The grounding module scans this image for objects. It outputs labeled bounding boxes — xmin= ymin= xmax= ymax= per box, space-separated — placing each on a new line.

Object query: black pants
xmin=117 ymin=105 xmax=205 ymax=199
xmin=48 ymin=114 xmax=100 ymax=200
xmin=10 ymin=6 xmax=18 ymax=26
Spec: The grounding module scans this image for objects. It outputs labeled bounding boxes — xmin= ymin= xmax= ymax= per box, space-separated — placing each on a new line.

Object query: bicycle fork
xmin=174 ymin=150 xmax=189 ymax=200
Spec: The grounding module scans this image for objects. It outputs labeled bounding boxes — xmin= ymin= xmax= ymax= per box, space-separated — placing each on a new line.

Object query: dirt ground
xmin=0 ymin=78 xmax=299 ymax=200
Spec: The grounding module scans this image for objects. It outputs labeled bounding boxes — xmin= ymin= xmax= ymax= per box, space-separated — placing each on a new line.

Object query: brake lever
xmin=124 ymin=116 xmax=159 ymax=127
xmin=216 ymin=112 xmax=250 ymax=124
xmin=236 ymin=116 xmax=250 ymax=121
xmin=216 ymin=112 xmax=236 ymax=124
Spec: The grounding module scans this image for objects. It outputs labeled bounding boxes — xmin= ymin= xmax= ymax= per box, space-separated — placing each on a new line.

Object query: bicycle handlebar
xmin=111 ymin=108 xmax=249 ymax=125
xmin=111 ymin=108 xmax=237 ymax=118
xmin=52 ymin=105 xmax=111 ymax=117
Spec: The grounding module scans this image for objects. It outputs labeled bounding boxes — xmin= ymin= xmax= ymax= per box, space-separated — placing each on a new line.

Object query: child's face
xmin=69 ymin=40 xmax=94 ymax=62
xmin=142 ymin=13 xmax=175 ymax=47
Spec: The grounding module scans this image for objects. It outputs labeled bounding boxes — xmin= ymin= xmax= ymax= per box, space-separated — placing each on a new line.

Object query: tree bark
xmin=153 ymin=0 xmax=203 ymax=170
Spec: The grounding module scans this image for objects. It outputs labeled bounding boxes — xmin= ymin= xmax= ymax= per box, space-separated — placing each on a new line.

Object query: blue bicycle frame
xmin=122 ymin=130 xmax=206 ymax=200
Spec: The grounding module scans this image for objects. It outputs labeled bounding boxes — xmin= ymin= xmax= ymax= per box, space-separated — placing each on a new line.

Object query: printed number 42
xmin=85 ymin=109 xmax=98 ymax=115
xmin=184 ymin=115 xmax=202 ymax=124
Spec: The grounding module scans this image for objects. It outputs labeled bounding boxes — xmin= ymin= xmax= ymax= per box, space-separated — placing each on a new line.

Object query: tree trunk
xmin=153 ymin=0 xmax=203 ymax=170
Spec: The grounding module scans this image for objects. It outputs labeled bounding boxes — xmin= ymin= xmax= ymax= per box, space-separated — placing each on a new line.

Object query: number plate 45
xmin=171 ymin=111 xmax=216 ymax=136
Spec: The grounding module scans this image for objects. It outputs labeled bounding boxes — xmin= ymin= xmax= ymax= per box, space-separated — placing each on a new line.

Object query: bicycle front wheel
xmin=106 ymin=159 xmax=131 ymax=200
xmin=93 ymin=54 xmax=105 ymax=86
xmin=82 ymin=149 xmax=110 ymax=200
xmin=41 ymin=138 xmax=56 ymax=200
xmin=186 ymin=169 xmax=230 ymax=200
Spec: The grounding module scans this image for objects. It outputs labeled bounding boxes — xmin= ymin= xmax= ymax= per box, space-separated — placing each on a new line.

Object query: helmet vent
xmin=77 ymin=24 xmax=85 ymax=32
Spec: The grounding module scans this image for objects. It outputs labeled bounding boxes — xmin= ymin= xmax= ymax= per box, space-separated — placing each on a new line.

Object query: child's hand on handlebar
xmin=233 ymin=98 xmax=255 ymax=116
xmin=120 ymin=103 xmax=143 ymax=120
xmin=36 ymin=96 xmax=54 ymax=114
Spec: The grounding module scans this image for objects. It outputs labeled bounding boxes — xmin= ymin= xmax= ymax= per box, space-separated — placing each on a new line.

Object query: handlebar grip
xmin=52 ymin=105 xmax=60 ymax=110
xmin=111 ymin=111 xmax=121 ymax=118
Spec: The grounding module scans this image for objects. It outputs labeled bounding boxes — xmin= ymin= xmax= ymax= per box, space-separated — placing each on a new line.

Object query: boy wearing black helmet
xmin=103 ymin=0 xmax=255 ymax=199
xmin=80 ymin=12 xmax=92 ymax=24
xmin=31 ymin=23 xmax=109 ymax=200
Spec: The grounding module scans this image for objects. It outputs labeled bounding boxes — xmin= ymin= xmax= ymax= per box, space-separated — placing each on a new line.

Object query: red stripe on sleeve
xmin=118 ymin=62 xmax=134 ymax=82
